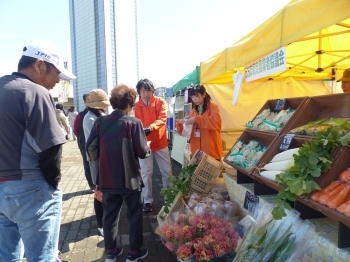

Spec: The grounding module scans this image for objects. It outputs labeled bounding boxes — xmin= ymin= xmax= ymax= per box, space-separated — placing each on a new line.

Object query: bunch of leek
xmin=234 ymin=219 xmax=296 ymax=262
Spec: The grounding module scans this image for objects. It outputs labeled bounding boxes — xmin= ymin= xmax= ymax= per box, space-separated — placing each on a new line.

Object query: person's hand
xmin=185 ymin=117 xmax=195 ymax=125
xmin=179 ymin=118 xmax=185 ymax=124
xmin=143 ymin=127 xmax=152 ymax=136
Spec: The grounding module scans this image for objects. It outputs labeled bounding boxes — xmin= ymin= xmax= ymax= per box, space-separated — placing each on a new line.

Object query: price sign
xmin=195 ymin=150 xmax=203 ymax=161
xmin=274 ymin=99 xmax=286 ymax=111
xmin=279 ymin=134 xmax=295 ymax=151
xmin=243 ymin=191 xmax=259 ymax=213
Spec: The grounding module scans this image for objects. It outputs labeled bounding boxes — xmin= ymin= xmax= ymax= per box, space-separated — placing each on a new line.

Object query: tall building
xmin=69 ymin=0 xmax=140 ymax=111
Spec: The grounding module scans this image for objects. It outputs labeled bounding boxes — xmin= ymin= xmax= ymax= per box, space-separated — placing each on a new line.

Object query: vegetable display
xmin=271 ymin=128 xmax=350 ymax=220
xmin=226 ymin=140 xmax=267 ymax=171
xmin=160 ymin=164 xmax=197 ymax=213
xmin=258 ymin=148 xmax=300 ymax=182
xmin=289 ymin=118 xmax=350 ymax=136
xmin=234 ymin=203 xmax=316 ymax=262
xmin=245 ymin=108 xmax=295 ymax=132
xmin=310 ymin=167 xmax=350 ymax=216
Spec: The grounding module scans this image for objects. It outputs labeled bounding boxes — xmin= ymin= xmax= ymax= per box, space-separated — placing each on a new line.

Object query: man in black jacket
xmin=74 ymin=93 xmax=94 ymax=191
xmin=0 ymin=39 xmax=75 ymax=261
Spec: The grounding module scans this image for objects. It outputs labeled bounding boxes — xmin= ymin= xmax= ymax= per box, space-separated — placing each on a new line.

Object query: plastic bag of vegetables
xmin=233 ymin=202 xmax=316 ymax=262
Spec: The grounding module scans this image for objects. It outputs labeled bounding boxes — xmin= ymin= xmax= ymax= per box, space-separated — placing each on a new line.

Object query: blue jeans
xmin=0 ymin=179 xmax=62 ymax=262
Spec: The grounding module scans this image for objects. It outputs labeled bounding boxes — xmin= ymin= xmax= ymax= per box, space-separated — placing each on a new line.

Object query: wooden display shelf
xmin=252 ymin=135 xmax=342 ymax=193
xmin=223 ymin=129 xmax=278 ymax=176
xmin=245 ymin=96 xmax=308 ymax=134
xmin=226 ymin=94 xmax=350 ymax=248
xmin=296 ymin=197 xmax=350 ymax=248
xmin=286 ymin=93 xmax=350 ymax=135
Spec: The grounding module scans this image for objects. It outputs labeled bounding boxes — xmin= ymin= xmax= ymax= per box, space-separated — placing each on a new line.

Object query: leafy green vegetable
xmin=272 ymin=127 xmax=350 ymax=220
xmin=234 ymin=219 xmax=273 ymax=261
xmin=269 ymin=233 xmax=296 ymax=262
xmin=160 ymin=164 xmax=197 ymax=213
xmin=257 ymin=223 xmax=293 ymax=261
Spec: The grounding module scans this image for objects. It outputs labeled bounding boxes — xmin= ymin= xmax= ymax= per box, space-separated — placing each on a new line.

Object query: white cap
xmin=22 ymin=39 xmax=76 ymax=81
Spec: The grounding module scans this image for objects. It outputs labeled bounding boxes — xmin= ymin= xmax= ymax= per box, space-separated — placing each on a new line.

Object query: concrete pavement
xmin=58 ymin=140 xmax=180 ymax=262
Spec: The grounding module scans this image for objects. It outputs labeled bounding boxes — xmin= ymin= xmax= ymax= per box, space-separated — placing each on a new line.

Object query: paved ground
xmin=58 ymin=140 xmax=181 ymax=262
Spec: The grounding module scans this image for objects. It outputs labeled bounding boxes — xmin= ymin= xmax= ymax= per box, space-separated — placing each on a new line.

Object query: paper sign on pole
xmin=245 ymin=46 xmax=286 ymax=82
xmin=232 ymin=71 xmax=244 ymax=106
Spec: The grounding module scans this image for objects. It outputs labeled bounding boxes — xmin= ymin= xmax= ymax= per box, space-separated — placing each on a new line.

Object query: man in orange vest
xmin=134 ymin=79 xmax=172 ymax=212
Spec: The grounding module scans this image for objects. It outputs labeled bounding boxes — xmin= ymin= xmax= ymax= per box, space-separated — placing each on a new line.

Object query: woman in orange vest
xmin=176 ymin=84 xmax=223 ymax=160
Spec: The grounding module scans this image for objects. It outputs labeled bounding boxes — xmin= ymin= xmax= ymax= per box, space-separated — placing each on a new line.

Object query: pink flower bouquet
xmin=157 ymin=213 xmax=241 ymax=262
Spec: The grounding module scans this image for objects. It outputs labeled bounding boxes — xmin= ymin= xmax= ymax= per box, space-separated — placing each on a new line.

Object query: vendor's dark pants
xmin=102 ymin=191 xmax=143 ymax=251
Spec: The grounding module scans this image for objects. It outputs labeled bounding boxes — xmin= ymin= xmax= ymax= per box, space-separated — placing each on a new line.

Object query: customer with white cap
xmin=337 ymin=68 xmax=350 ymax=93
xmin=0 ymin=39 xmax=76 ymax=261
xmin=83 ymin=88 xmax=110 ymax=237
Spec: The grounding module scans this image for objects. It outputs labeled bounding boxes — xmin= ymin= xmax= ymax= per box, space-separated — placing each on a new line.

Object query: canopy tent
xmin=194 ymin=0 xmax=350 ymax=148
xmin=205 ymin=80 xmax=330 ymax=131
xmin=201 ymin=0 xmax=350 ymax=84
xmin=172 ymin=66 xmax=200 ymax=94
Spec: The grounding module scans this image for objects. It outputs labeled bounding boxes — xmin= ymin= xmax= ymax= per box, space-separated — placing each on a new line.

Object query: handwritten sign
xmin=279 ymin=134 xmax=295 ymax=151
xmin=243 ymin=191 xmax=259 ymax=213
xmin=274 ymin=99 xmax=286 ymax=112
xmin=194 ymin=150 xmax=203 ymax=161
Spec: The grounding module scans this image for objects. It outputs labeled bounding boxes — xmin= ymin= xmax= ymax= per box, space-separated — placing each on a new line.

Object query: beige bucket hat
xmin=87 ymin=89 xmax=110 ymax=109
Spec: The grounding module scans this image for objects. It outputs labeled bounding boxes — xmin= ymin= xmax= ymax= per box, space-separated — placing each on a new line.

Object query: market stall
xmin=222 ymin=93 xmax=350 ymax=261
xmin=198 ymin=0 xmax=350 ymax=148
xmin=158 ymin=1 xmax=350 ymax=260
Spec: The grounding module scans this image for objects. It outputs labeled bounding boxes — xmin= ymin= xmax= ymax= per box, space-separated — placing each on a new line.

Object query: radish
xmin=260 ymin=170 xmax=284 ymax=181
xmin=270 ymin=148 xmax=300 ymax=162
xmin=263 ymin=159 xmax=294 ymax=171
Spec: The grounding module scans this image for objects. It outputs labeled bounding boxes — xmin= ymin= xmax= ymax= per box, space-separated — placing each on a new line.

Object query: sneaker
xmin=143 ymin=203 xmax=152 ymax=212
xmin=126 ymin=247 xmax=148 ymax=262
xmin=98 ymin=227 xmax=104 ymax=237
xmin=105 ymin=246 xmax=123 ymax=262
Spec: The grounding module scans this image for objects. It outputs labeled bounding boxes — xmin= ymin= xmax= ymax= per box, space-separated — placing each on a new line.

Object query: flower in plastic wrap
xmin=157 ymin=213 xmax=241 ymax=261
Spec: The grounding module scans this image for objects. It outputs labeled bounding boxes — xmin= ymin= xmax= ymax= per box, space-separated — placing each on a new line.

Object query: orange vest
xmin=134 ymin=96 xmax=168 ymax=152
xmin=176 ymin=102 xmax=222 ymax=160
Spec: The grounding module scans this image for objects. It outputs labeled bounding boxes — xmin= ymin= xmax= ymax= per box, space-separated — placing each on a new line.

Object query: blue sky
xmin=0 ymin=0 xmax=290 ymax=87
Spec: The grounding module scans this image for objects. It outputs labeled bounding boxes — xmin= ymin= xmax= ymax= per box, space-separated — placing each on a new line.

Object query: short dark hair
xmin=110 ymin=84 xmax=137 ymax=110
xmin=83 ymin=94 xmax=89 ymax=102
xmin=18 ymin=55 xmax=54 ymax=73
xmin=56 ymin=103 xmax=64 ymax=110
xmin=136 ymin=79 xmax=155 ymax=95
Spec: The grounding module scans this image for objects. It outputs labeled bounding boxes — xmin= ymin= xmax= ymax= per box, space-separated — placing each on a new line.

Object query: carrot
xmin=311 ymin=181 xmax=344 ymax=203
xmin=318 ymin=181 xmax=346 ymax=205
xmin=339 ymin=168 xmax=350 ymax=182
xmin=327 ymin=183 xmax=350 ymax=209
xmin=337 ymin=199 xmax=350 ymax=217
